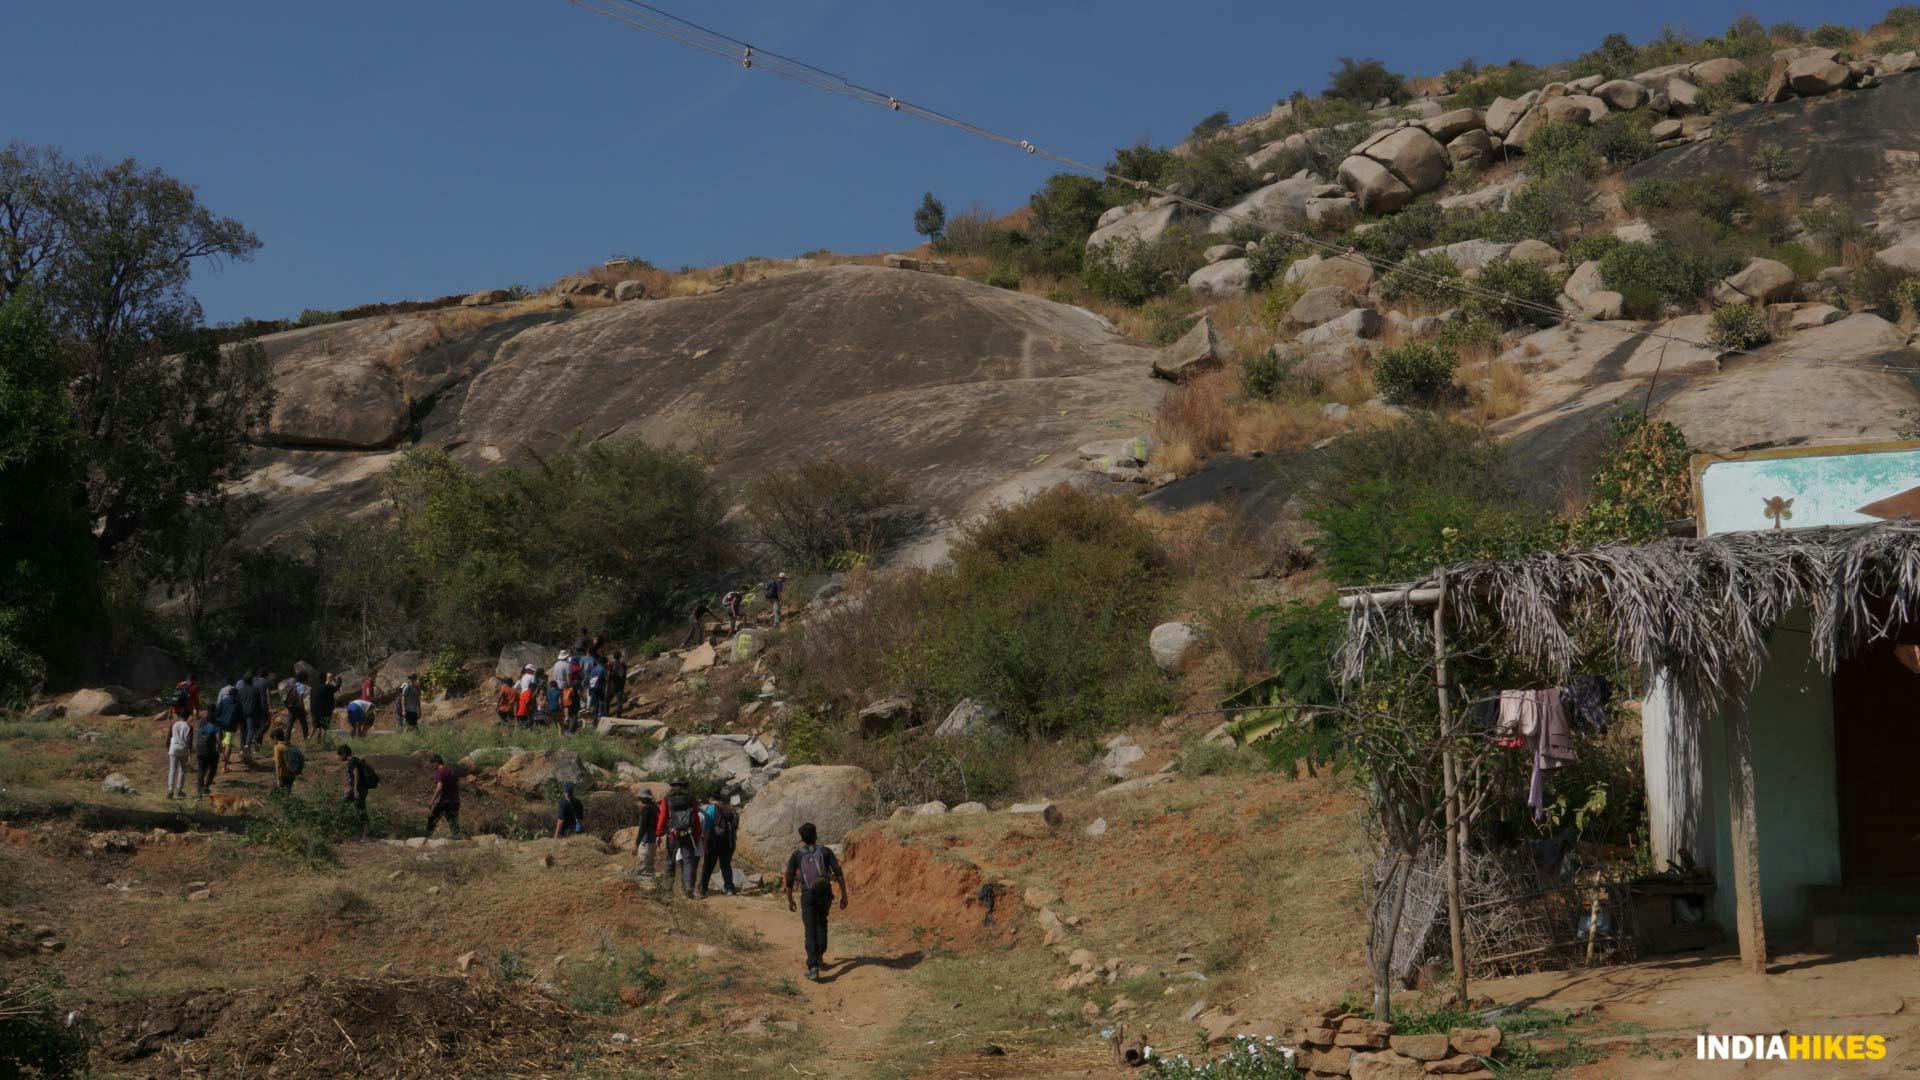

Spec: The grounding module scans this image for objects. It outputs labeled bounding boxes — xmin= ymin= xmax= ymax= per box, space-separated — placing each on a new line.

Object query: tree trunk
xmin=1372 ymin=849 xmax=1415 ymax=1020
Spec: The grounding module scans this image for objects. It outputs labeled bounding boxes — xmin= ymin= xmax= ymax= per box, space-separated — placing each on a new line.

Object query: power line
xmin=555 ymin=0 xmax=1920 ymax=378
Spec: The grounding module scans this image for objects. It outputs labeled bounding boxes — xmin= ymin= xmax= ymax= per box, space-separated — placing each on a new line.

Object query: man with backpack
xmin=698 ymin=793 xmax=739 ymax=898
xmin=784 ymin=822 xmax=848 ymax=981
xmin=766 ymin=572 xmax=788 ymax=625
xmin=248 ymin=670 xmax=274 ymax=753
xmin=553 ymin=781 xmax=586 ymax=839
xmin=193 ymin=710 xmax=222 ymax=799
xmin=165 ymin=706 xmax=193 ymax=799
xmin=215 ymin=678 xmax=243 ymax=772
xmin=337 ymin=744 xmax=377 ymax=833
xmin=397 ymin=673 xmax=423 ymax=732
xmin=606 ymin=651 xmax=628 ymax=714
xmin=657 ymin=780 xmax=703 ymax=899
xmin=721 ymin=588 xmax=744 ymax=634
xmin=425 ymin=753 xmax=460 ymax=837
xmin=170 ymin=673 xmax=199 ymax=724
xmin=271 ymin=728 xmax=305 ymax=793
xmin=285 ymin=675 xmax=310 ymax=741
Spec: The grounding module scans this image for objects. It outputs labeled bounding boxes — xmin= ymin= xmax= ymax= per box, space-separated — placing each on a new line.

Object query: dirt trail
xmin=717 ymin=891 xmax=925 ymax=1076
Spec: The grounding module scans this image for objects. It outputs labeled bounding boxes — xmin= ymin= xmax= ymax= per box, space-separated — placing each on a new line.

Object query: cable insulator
xmin=742 ymin=57 xmax=752 ymax=68
xmin=888 ymin=97 xmax=900 ymax=110
xmin=1019 ymin=140 xmax=1035 ymax=154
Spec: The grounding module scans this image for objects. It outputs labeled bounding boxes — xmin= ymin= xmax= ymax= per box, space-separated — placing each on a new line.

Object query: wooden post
xmin=1723 ymin=694 xmax=1769 ymax=975
xmin=1435 ymin=570 xmax=1468 ymax=1004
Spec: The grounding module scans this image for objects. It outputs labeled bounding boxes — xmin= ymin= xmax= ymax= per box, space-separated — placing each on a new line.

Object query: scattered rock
xmin=1148 ymin=622 xmax=1203 ymax=672
xmin=597 ymin=716 xmax=669 ymax=739
xmin=1188 ymin=258 xmax=1253 ymax=303
xmin=1152 ymin=314 xmax=1235 ymax=382
xmin=455 ymin=950 xmax=481 ymax=973
xmin=613 ymin=280 xmax=649 ymax=302
xmin=1099 ymin=772 xmax=1175 ymax=797
xmin=101 ymin=773 xmax=137 ymax=796
xmin=463 ymin=289 xmax=513 ymax=307
xmin=496 ymin=749 xmax=589 ymax=796
xmin=1289 ymin=286 xmax=1367 ymax=328
xmin=1788 ymin=303 xmax=1845 ymax=330
xmin=1084 ymin=817 xmax=1109 ymax=838
xmin=856 ymin=695 xmax=913 ymax=737
xmin=951 ymin=801 xmax=988 ymax=815
xmin=1295 ymin=308 xmax=1382 ymax=346
xmin=678 ymin=642 xmax=716 ymax=675
xmin=187 ymin=889 xmax=212 ymax=903
xmin=1008 ymin=802 xmax=1062 ymax=833
xmin=911 ymin=800 xmax=949 ymax=816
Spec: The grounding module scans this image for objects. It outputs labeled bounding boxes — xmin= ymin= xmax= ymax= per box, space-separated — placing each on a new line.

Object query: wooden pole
xmin=1435 ymin=569 xmax=1468 ymax=1004
xmin=1723 ymin=693 xmax=1769 ymax=975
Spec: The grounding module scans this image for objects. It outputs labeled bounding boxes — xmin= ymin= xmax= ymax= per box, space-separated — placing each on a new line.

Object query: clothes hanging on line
xmin=1562 ymin=674 xmax=1611 ymax=732
xmin=1493 ymin=690 xmax=1543 ymax=749
xmin=1529 ymin=690 xmax=1577 ymax=820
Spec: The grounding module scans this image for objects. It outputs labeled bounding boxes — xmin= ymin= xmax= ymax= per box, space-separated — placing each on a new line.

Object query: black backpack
xmin=709 ymin=805 xmax=735 ymax=840
xmin=358 ymin=760 xmax=381 ymax=790
xmin=172 ymin=684 xmax=193 ymax=713
xmin=193 ymin=724 xmax=218 ymax=757
xmin=665 ymin=792 xmax=695 ymax=833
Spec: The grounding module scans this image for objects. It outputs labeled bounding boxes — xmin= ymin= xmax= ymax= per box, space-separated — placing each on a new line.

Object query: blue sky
xmin=6 ymin=0 xmax=1893 ymax=323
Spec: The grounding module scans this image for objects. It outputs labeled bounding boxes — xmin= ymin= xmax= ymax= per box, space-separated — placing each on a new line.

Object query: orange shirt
xmin=497 ymin=685 xmax=515 ymax=713
xmin=516 ymin=688 xmax=533 ymax=718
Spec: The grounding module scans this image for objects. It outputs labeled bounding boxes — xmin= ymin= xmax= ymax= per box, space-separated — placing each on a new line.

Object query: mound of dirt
xmin=96 ymin=973 xmax=587 ymax=1077
xmin=843 ymin=827 xmax=1010 ymax=950
xmin=241 ymin=266 xmax=1161 ymax=545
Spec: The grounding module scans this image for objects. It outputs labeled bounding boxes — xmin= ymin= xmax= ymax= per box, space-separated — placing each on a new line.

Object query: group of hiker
xmin=495 ymin=633 xmax=629 ymax=732
xmin=163 ymin=668 xmax=400 ymax=800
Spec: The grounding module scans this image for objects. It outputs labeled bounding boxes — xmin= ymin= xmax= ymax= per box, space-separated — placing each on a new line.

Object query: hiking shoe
xmin=805 ymin=967 xmax=819 ymax=981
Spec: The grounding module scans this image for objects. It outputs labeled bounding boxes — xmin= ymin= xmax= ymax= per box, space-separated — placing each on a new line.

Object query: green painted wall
xmin=1704 ymin=618 xmax=1842 ymax=938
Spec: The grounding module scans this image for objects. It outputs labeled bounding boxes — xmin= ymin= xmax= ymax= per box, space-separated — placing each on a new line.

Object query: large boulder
xmin=737 ymin=765 xmax=873 ymax=864
xmin=374 ymin=651 xmax=423 ymax=697
xmin=1787 ymin=56 xmax=1851 ymax=96
xmin=1292 ymin=253 xmax=1376 ymax=293
xmin=1421 ymin=108 xmax=1482 ymax=143
xmin=1419 ymin=239 xmax=1515 ymax=272
xmin=65 ymin=688 xmax=121 ymax=719
xmin=1149 ymin=622 xmax=1204 ymax=672
xmin=1359 ymin=128 xmax=1449 ymax=194
xmin=495 ymin=641 xmax=551 ymax=682
xmin=496 ymin=749 xmax=589 ymax=796
xmin=1086 ymin=202 xmax=1186 ymax=253
xmin=1152 ymin=314 xmax=1234 ymax=382
xmin=1875 ymin=240 xmax=1920 ymax=274
xmin=104 ymin=647 xmax=186 ymax=692
xmin=1337 ymin=156 xmax=1413 ymax=214
xmin=935 ymin=699 xmax=1004 ymax=739
xmin=1295 ymin=308 xmax=1383 ymax=346
xmin=1187 ymin=259 xmax=1253 ymax=303
xmin=1688 ymin=58 xmax=1747 ymax=85
xmin=1538 ymin=95 xmax=1602 ymax=126
xmin=1484 ymin=96 xmax=1529 ymax=138
xmin=1562 ymin=260 xmax=1625 ymax=320
xmin=1711 ymin=258 xmax=1796 ymax=305
xmin=643 ymin=734 xmax=756 ymax=788
xmin=1288 ymin=286 xmax=1367 ymax=328
xmin=1206 ymin=177 xmax=1318 ymax=234
xmin=1662 ymin=78 xmax=1703 ymax=115
xmin=596 ymin=716 xmax=670 ymax=739
xmin=613 ymin=280 xmax=649 ymax=302
xmin=1593 ymin=79 xmax=1649 ymax=111
xmin=1446 ymin=129 xmax=1494 ymax=170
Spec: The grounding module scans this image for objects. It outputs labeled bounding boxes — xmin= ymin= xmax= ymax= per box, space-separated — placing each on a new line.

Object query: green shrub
xmin=566 ymin=945 xmax=666 ymax=1015
xmin=1566 ymin=411 xmax=1693 ymax=545
xmin=1565 ymin=232 xmax=1625 ymax=265
xmin=1801 ymin=205 xmax=1867 ymax=257
xmin=1748 ymin=142 xmax=1793 ymax=182
xmin=1239 ymin=346 xmax=1319 ymax=401
xmin=1809 ymin=24 xmax=1859 ymax=48
xmin=1245 ymin=237 xmax=1303 ymax=289
xmin=421 ymin=645 xmax=470 ymax=697
xmin=740 ymin=460 xmax=919 ymax=570
xmin=1622 ymin=176 xmax=1754 ymax=225
xmin=1465 ymin=257 xmax=1560 ymax=328
xmin=1451 ymin=64 xmax=1551 ymax=109
xmin=1084 ymin=229 xmax=1207 ymax=305
xmin=1570 ymin=32 xmax=1642 ymax=80
xmin=1306 ymin=416 xmax=1558 ymax=584
xmin=244 ymin=793 xmax=371 ymax=867
xmin=1380 ymin=251 xmax=1463 ymax=304
xmin=1771 ymin=21 xmax=1806 ymax=41
xmin=1177 ymin=739 xmax=1259 ymax=777
xmin=1169 ymin=140 xmax=1259 ymax=207
xmin=1262 ymin=599 xmax=1345 ymax=707
xmin=1723 ymin=66 xmax=1767 ymax=102
xmin=983 ymin=268 xmax=1022 ymax=290
xmin=1852 ymin=259 xmax=1920 ymax=317
xmin=1442 ymin=174 xmax=1596 ymax=246
xmin=1142 ymin=298 xmax=1201 ymax=346
xmin=1371 ymin=342 xmax=1459 ymax=405
xmin=1587 ymin=112 xmax=1658 ymax=169
xmin=1106 ymin=141 xmax=1176 ymax=196
xmin=1888 ymin=5 xmax=1920 ymax=30
xmin=1597 ymin=242 xmax=1728 ymax=314
xmin=1707 ymin=303 xmax=1772 ymax=352
xmin=1897 ymin=278 xmax=1920 ymax=320
xmin=1189 ymin=110 xmax=1232 ymax=141
xmin=0 ymin=973 xmax=91 ymax=1079
xmin=1349 ymin=202 xmax=1445 ymax=262
xmin=1524 ymin=120 xmax=1599 ymax=179
xmin=1326 ymin=57 xmax=1405 ymax=103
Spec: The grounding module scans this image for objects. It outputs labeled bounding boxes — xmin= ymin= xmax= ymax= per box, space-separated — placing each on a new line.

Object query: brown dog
xmin=207 ymin=793 xmax=261 ymax=815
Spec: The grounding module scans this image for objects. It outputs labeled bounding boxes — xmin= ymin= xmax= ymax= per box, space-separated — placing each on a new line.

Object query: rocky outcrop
xmin=1086 ymin=202 xmax=1187 ymax=252
xmin=1337 ymin=154 xmax=1413 ymax=213
xmin=643 ymin=734 xmax=756 ymax=788
xmin=1338 ymin=127 xmax=1451 ymax=210
xmin=1711 ymin=258 xmax=1796 ymax=305
xmin=1206 ymin=177 xmax=1319 ymax=234
xmin=1187 ymin=258 xmax=1253 ymax=302
xmin=1152 ymin=314 xmax=1234 ymax=382
xmin=1562 ymin=261 xmax=1625 ymax=321
xmin=496 ymin=749 xmax=589 ymax=796
xmin=1288 ymin=286 xmax=1367 ymax=327
xmin=737 ymin=765 xmax=873 ymax=864
xmin=1286 ymin=253 xmax=1375 ymax=293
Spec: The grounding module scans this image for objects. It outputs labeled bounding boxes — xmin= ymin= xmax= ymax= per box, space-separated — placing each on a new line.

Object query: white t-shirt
xmin=551 ymin=661 xmax=571 ymax=686
xmin=516 ymin=673 xmax=536 ymax=692
xmin=168 ymin=719 xmax=192 ymax=753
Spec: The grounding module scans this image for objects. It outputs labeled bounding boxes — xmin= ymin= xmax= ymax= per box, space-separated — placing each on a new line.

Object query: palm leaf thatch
xmin=1340 ymin=521 xmax=1920 ymax=718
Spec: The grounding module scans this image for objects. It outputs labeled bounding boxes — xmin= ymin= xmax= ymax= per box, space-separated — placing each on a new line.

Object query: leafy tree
xmin=1571 ymin=32 xmax=1642 ymax=80
xmin=1027 ymin=173 xmax=1111 ymax=245
xmin=0 ymin=289 xmax=95 ymax=698
xmin=912 ymin=192 xmax=946 ymax=242
xmin=740 ymin=460 xmax=918 ymax=570
xmin=1166 ymin=139 xmax=1258 ymax=206
xmin=1566 ymin=411 xmax=1692 ymax=545
xmin=1188 ymin=110 xmax=1232 ymax=141
xmin=1325 ymin=57 xmax=1406 ymax=104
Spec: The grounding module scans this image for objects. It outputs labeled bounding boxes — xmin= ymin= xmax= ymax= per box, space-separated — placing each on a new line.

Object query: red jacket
xmin=656 ymin=796 xmax=702 ymax=842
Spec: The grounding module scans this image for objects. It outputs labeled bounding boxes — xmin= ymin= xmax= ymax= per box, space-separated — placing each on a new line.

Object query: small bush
xmin=1598 ymin=242 xmax=1729 ymax=314
xmin=1622 ymin=176 xmax=1755 ymax=226
xmin=1349 ymin=202 xmax=1445 ymax=263
xmin=1141 ymin=298 xmax=1200 ymax=345
xmin=1464 ymin=257 xmax=1560 ymax=328
xmin=244 ymin=793 xmax=370 ymax=867
xmin=566 ymin=946 xmax=666 ymax=1015
xmin=740 ymin=460 xmax=920 ymax=570
xmin=1245 ymin=237 xmax=1303 ymax=290
xmin=983 ymin=267 xmax=1021 ymax=290
xmin=1852 ymin=259 xmax=1920 ymax=318
xmin=1800 ymin=205 xmax=1867 ymax=258
xmin=1571 ymin=32 xmax=1642 ymax=80
xmin=1239 ymin=346 xmax=1319 ymax=402
xmin=1189 ymin=110 xmax=1232 ymax=141
xmin=1771 ymin=21 xmax=1806 ymax=41
xmin=1524 ymin=120 xmax=1599 ymax=179
xmin=1452 ymin=64 xmax=1552 ymax=109
xmin=1748 ymin=142 xmax=1793 ymax=182
xmin=1371 ymin=342 xmax=1459 ymax=406
xmin=421 ymin=645 xmax=470 ymax=697
xmin=1168 ymin=140 xmax=1260 ymax=207
xmin=1888 ymin=5 xmax=1920 ymax=30
xmin=1707 ymin=303 xmax=1772 ymax=352
xmin=1084 ymin=229 xmax=1207 ymax=306
xmin=0 ymin=973 xmax=91 ymax=1079
xmin=1809 ymin=24 xmax=1859 ymax=48
xmin=1177 ymin=739 xmax=1258 ymax=777
xmin=1380 ymin=251 xmax=1463 ymax=304
xmin=1326 ymin=57 xmax=1405 ymax=104
xmin=1565 ymin=232 xmax=1625 ymax=266
xmin=1587 ymin=112 xmax=1658 ymax=169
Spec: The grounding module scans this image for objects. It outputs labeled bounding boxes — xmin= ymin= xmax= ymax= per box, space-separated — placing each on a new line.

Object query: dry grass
xmin=1151 ymin=368 xmax=1236 ymax=459
xmin=1461 ymin=358 xmax=1534 ymax=423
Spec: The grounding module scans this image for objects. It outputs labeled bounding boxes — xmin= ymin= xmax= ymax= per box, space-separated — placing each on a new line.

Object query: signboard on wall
xmin=1693 ymin=441 xmax=1920 ymax=536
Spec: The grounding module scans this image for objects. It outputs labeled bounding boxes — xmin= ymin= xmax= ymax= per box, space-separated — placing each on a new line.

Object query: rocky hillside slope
xmin=241 ymin=265 xmax=1162 ymax=542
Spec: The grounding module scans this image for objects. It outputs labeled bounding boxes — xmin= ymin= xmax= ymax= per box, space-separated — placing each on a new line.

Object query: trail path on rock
xmin=716 ymin=891 xmax=925 ymax=1076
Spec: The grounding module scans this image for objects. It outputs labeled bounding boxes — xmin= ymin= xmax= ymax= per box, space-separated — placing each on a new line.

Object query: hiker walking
xmin=170 ymin=672 xmax=199 ymax=723
xmin=633 ymin=789 xmax=659 ymax=876
xmin=553 ymin=781 xmax=586 ymax=839
xmin=682 ymin=595 xmax=719 ymax=648
xmin=165 ymin=707 xmax=192 ymax=799
xmin=311 ymin=673 xmax=337 ymax=744
xmin=192 ymin=710 xmax=221 ymax=799
xmin=271 ymin=728 xmax=304 ymax=794
xmin=250 ymin=670 xmax=274 ymax=752
xmin=236 ymin=670 xmax=264 ymax=756
xmin=698 ymin=793 xmax=739 ymax=898
xmin=658 ymin=780 xmax=704 ymax=898
xmin=721 ymin=588 xmax=743 ymax=634
xmin=587 ymin=651 xmax=608 ymax=721
xmin=284 ymin=674 xmax=310 ymax=741
xmin=784 ymin=823 xmax=848 ymax=981
xmin=215 ymin=678 xmax=243 ymax=771
xmin=766 ymin=572 xmax=788 ymax=625
xmin=337 ymin=744 xmax=375 ymax=833
xmin=607 ymin=650 xmax=628 ymax=714
xmin=397 ymin=673 xmax=422 ymax=732
xmin=424 ymin=753 xmax=460 ymax=837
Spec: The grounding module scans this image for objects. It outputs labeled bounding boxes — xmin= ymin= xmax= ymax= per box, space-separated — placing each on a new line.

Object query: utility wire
xmin=556 ymin=0 xmax=1920 ymax=377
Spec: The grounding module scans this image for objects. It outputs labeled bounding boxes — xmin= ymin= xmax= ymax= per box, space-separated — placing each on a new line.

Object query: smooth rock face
xmin=934 ymin=699 xmax=1004 ymax=739
xmin=1712 ymin=258 xmax=1796 ymax=305
xmin=1446 ymin=129 xmax=1494 ymax=169
xmin=496 ymin=749 xmax=588 ymax=796
xmin=104 ymin=647 xmax=186 ymax=692
xmin=643 ymin=734 xmax=755 ymax=787
xmin=1484 ymin=96 xmax=1528 ymax=137
xmin=737 ymin=765 xmax=873 ymax=864
xmin=1188 ymin=258 xmax=1253 ymax=302
xmin=1420 ymin=239 xmax=1515 ymax=272
xmin=1877 ymin=240 xmax=1920 ymax=273
xmin=1788 ymin=56 xmax=1851 ymax=95
xmin=1087 ymin=202 xmax=1186 ymax=252
xmin=1207 ymin=177 xmax=1320 ymax=234
xmin=1361 ymin=127 xmax=1450 ymax=194
xmin=1421 ymin=108 xmax=1481 ymax=143
xmin=495 ymin=641 xmax=551 ymax=681
xmin=1289 ymin=286 xmax=1367 ymax=327
xmin=1689 ymin=57 xmax=1747 ymax=85
xmin=613 ymin=280 xmax=649 ymax=301
xmin=1594 ymin=79 xmax=1649 ymax=110
xmin=1299 ymin=253 xmax=1376 ymax=293
xmin=1149 ymin=622 xmax=1203 ymax=672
